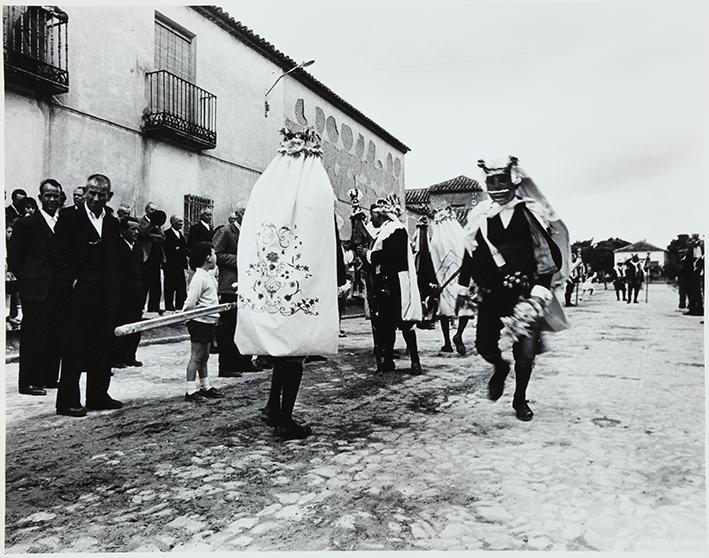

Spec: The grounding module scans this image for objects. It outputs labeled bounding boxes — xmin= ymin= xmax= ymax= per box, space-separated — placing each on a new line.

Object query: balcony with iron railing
xmin=142 ymin=70 xmax=217 ymax=151
xmin=2 ymin=5 xmax=69 ymax=96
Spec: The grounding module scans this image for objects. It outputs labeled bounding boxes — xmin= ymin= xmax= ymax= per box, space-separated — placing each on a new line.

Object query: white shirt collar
xmin=84 ymin=203 xmax=105 ymax=237
xmin=39 ymin=208 xmax=58 ymax=231
xmin=172 ymin=226 xmax=182 ymax=237
xmin=201 ymin=220 xmax=211 ymax=230
xmin=124 ymin=238 xmax=134 ymax=250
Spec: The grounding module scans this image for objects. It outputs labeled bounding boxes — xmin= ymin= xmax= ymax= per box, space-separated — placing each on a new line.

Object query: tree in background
xmin=571 ymin=237 xmax=631 ymax=275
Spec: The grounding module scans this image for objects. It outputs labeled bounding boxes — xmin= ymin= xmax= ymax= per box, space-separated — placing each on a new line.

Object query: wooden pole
xmin=114 ymin=303 xmax=236 ymax=337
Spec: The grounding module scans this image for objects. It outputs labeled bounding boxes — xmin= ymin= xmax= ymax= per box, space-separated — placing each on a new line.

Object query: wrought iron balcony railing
xmin=143 ymin=70 xmax=217 ymax=151
xmin=3 ymin=5 xmax=69 ymax=95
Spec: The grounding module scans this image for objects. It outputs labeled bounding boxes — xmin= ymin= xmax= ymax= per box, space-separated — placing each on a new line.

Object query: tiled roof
xmin=193 ymin=6 xmax=410 ymax=154
xmin=404 ymin=187 xmax=430 ymax=205
xmin=428 ymin=175 xmax=481 ymax=194
xmin=614 ymin=240 xmax=666 ymax=253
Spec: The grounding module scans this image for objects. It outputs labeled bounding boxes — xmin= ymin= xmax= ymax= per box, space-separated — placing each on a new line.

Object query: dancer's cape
xmin=430 ymin=210 xmax=466 ymax=317
xmin=235 ymin=143 xmax=339 ymax=356
xmin=370 ymin=219 xmax=423 ymax=322
xmin=463 ymin=174 xmax=571 ymax=332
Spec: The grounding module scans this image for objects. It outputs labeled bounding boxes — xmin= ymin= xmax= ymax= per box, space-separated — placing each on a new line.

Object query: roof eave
xmin=193 ymin=5 xmax=410 ymax=154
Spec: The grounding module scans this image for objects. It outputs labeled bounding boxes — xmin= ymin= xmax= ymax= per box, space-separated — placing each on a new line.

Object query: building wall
xmin=4 ymin=6 xmax=406 ymax=230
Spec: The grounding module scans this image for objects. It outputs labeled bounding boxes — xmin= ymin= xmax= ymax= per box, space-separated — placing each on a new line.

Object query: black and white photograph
xmin=2 ymin=0 xmax=706 ymax=553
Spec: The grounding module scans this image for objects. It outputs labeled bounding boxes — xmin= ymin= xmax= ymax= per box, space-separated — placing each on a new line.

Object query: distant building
xmin=3 ymin=5 xmax=409 ymax=235
xmin=614 ymin=240 xmax=667 ymax=273
xmin=404 ymin=175 xmax=485 ymax=235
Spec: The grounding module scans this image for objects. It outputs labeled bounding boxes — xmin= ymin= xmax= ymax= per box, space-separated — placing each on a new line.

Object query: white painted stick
xmin=114 ymin=303 xmax=236 ymax=336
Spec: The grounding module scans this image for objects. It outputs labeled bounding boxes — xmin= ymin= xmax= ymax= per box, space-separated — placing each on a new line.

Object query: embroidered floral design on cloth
xmin=238 ymin=223 xmax=320 ymax=316
xmin=277 ymin=127 xmax=323 ymax=158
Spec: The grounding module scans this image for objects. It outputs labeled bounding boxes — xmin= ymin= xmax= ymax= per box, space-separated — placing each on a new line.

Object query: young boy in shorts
xmin=183 ymin=241 xmax=223 ymax=402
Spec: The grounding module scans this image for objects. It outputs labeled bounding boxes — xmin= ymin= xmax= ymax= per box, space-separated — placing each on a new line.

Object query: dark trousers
xmin=373 ymin=284 xmax=419 ymax=364
xmin=564 ymin=279 xmax=577 ymax=305
xmin=164 ymin=265 xmax=186 ymax=311
xmin=614 ymin=281 xmax=626 ymax=301
xmin=57 ymin=293 xmax=113 ymax=409
xmin=18 ymin=296 xmax=61 ymax=389
xmin=678 ymin=277 xmax=688 ymax=308
xmin=475 ymin=293 xmax=536 ymax=402
xmin=141 ymin=261 xmax=162 ymax=312
xmin=627 ymin=282 xmax=641 ymax=303
xmin=687 ymin=275 xmax=704 ymax=314
xmin=216 ymin=292 xmax=252 ymax=371
xmin=112 ymin=301 xmax=142 ymax=364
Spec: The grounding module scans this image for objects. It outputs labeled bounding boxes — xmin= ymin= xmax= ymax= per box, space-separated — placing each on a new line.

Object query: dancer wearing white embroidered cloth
xmin=236 ymin=127 xmax=338 ymax=440
xmin=429 ymin=205 xmax=471 ymax=355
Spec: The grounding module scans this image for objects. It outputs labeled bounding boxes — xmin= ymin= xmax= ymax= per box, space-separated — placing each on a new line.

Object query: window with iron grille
xmin=184 ymin=194 xmax=213 ymax=238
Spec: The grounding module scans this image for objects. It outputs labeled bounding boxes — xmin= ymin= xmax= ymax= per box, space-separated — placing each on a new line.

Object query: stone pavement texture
xmin=3 ymin=283 xmax=705 ymax=552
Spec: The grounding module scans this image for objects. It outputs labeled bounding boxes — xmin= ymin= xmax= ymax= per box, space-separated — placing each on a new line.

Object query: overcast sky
xmin=223 ymin=0 xmax=704 ymax=249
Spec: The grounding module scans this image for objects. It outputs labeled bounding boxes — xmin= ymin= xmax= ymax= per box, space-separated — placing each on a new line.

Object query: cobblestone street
xmin=3 ymin=283 xmax=705 ymax=552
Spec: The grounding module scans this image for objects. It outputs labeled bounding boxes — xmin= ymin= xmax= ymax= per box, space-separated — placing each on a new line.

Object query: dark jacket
xmin=7 ymin=211 xmax=56 ymax=301
xmin=213 ymin=222 xmax=239 ymax=294
xmin=163 ymin=227 xmax=188 ymax=270
xmin=51 ymin=206 xmax=121 ymax=311
xmin=5 ymin=204 xmax=24 ymax=226
xmin=459 ymin=203 xmax=558 ymax=293
xmin=188 ymin=222 xmax=213 ymax=246
xmin=116 ymin=239 xmax=143 ymax=312
xmin=137 ymin=215 xmax=166 ymax=264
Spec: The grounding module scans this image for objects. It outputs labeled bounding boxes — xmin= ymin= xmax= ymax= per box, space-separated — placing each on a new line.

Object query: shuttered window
xmin=154 ymin=17 xmax=193 ymax=81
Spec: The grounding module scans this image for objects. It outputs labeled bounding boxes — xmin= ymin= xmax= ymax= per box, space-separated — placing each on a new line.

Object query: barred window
xmin=154 ymin=15 xmax=193 ymax=81
xmin=184 ymin=194 xmax=213 ymax=236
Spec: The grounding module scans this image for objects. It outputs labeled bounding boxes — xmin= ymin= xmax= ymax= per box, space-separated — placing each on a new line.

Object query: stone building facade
xmin=3 ymin=5 xmax=408 ymax=234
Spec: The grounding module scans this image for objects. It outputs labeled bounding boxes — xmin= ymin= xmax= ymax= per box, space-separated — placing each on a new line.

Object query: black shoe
xmin=487 ymin=361 xmax=510 ymax=401
xmin=685 ymin=310 xmax=704 ymax=316
xmin=185 ymin=391 xmax=208 ymax=402
xmin=235 ymin=362 xmax=263 ymax=373
xmin=56 ymin=406 xmax=87 ymax=417
xmin=564 ymin=303 xmax=576 ymax=307
xmin=381 ymin=360 xmax=396 ymax=373
xmin=111 ymin=362 xmax=127 ymax=369
xmin=440 ymin=344 xmax=454 ymax=353
xmin=452 ymin=333 xmax=467 ymax=356
xmin=218 ymin=370 xmax=242 ymax=378
xmin=19 ymin=385 xmax=47 ymax=396
xmin=409 ymin=361 xmax=423 ymax=375
xmin=275 ymin=420 xmax=312 ymax=440
xmin=126 ymin=360 xmax=143 ymax=367
xmin=86 ymin=398 xmax=123 ymax=411
xmin=260 ymin=406 xmax=280 ymax=427
xmin=43 ymin=382 xmax=59 ymax=389
xmin=199 ymin=387 xmax=224 ymax=399
xmin=513 ymin=399 xmax=534 ymax=421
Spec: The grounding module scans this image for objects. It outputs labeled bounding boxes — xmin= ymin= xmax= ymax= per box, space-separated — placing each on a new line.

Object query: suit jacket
xmin=51 ymin=206 xmax=121 ymax=311
xmin=163 ymin=227 xmax=188 ymax=270
xmin=7 ymin=212 xmax=56 ymax=301
xmin=116 ymin=239 xmax=143 ymax=312
xmin=188 ymin=222 xmax=213 ymax=246
xmin=5 ymin=204 xmax=24 ymax=226
xmin=137 ymin=215 xmax=166 ymax=264
xmin=213 ymin=222 xmax=239 ymax=293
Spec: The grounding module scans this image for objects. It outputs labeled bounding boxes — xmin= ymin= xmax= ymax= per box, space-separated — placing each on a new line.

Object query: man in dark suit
xmin=111 ymin=217 xmax=144 ymax=368
xmin=137 ymin=202 xmax=166 ymax=313
xmin=163 ymin=214 xmax=188 ymax=311
xmin=213 ymin=209 xmax=259 ymax=375
xmin=188 ymin=208 xmax=213 ymax=247
xmin=58 ymin=186 xmax=85 ymax=218
xmin=7 ymin=179 xmax=64 ymax=395
xmin=52 ymin=174 xmax=122 ymax=417
xmin=5 ymin=188 xmax=27 ymax=226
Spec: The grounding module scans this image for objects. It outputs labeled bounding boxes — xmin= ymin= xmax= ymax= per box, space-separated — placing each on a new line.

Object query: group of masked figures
xmin=235 ymin=128 xmax=571 ymax=439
